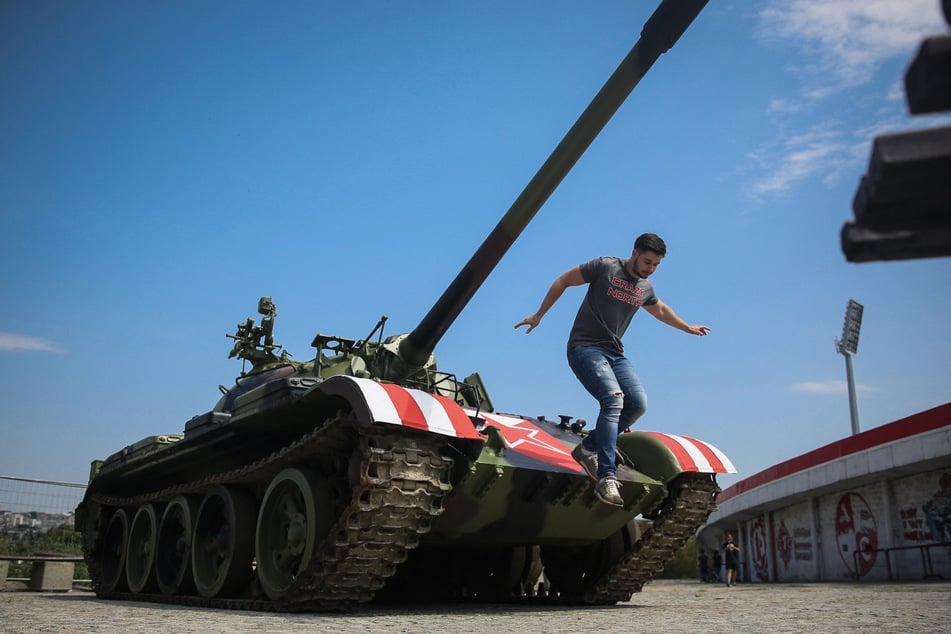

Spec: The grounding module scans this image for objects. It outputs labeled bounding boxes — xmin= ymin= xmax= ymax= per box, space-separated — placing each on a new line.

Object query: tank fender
xmin=616 ymin=431 xmax=736 ymax=485
xmin=315 ymin=375 xmax=483 ymax=440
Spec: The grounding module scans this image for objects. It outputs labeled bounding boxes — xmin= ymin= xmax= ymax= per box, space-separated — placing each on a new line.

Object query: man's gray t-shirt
xmin=567 ymin=257 xmax=658 ymax=354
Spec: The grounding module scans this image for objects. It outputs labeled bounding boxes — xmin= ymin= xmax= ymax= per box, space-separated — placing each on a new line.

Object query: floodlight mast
xmin=835 ymin=299 xmax=864 ymax=435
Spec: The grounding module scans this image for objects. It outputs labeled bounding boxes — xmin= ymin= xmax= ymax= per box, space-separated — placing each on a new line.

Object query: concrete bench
xmin=0 ymin=553 xmax=83 ymax=592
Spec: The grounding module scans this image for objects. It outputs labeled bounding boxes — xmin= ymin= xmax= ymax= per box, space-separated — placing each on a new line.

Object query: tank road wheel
xmin=126 ymin=503 xmax=162 ymax=593
xmin=255 ymin=467 xmax=335 ymax=600
xmin=191 ymin=486 xmax=255 ymax=598
xmin=541 ymin=528 xmax=627 ymax=602
xmin=100 ymin=509 xmax=130 ymax=593
xmin=156 ymin=496 xmax=198 ymax=596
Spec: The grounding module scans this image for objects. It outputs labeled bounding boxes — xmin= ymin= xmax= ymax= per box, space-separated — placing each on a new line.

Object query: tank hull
xmin=78 ymin=375 xmax=732 ymax=609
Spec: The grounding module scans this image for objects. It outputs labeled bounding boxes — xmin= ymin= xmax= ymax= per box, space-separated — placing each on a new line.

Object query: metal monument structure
xmin=76 ymin=0 xmax=736 ymax=611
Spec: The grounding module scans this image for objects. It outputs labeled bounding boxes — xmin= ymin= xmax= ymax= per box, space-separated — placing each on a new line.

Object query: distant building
xmin=699 ymin=402 xmax=951 ymax=582
xmin=0 ymin=510 xmax=74 ymax=536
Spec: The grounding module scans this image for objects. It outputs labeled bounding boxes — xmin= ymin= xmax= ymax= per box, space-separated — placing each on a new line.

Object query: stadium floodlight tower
xmin=835 ymin=299 xmax=864 ymax=435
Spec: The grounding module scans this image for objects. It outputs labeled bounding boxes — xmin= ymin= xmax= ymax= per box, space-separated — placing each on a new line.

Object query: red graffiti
xmin=835 ymin=492 xmax=878 ymax=577
xmin=901 ymin=507 xmax=933 ymax=543
xmin=751 ymin=514 xmax=769 ymax=581
xmin=777 ymin=520 xmax=792 ymax=569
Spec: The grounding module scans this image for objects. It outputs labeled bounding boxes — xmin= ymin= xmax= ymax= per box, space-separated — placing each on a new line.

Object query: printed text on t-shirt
xmin=607 ymin=276 xmax=645 ymax=307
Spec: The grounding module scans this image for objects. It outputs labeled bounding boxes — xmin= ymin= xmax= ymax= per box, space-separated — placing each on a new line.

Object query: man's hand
xmin=686 ymin=325 xmax=711 ymax=336
xmin=515 ymin=315 xmax=541 ymax=333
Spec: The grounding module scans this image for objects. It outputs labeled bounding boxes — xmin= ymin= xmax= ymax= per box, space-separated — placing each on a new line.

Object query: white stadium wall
xmin=699 ymin=403 xmax=951 ymax=583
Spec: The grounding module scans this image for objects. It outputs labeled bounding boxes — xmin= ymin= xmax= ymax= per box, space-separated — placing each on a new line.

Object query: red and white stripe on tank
xmin=317 ymin=375 xmax=736 ymax=475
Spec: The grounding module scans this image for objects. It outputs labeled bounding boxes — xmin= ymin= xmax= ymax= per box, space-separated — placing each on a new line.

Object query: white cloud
xmin=0 ymin=332 xmax=63 ymax=353
xmin=758 ymin=0 xmax=945 ymax=93
xmin=749 ymin=124 xmax=850 ymax=196
xmin=767 ymin=98 xmax=803 ymax=114
xmin=792 ymin=379 xmax=872 ymax=394
xmin=747 ymin=1 xmax=948 ymax=198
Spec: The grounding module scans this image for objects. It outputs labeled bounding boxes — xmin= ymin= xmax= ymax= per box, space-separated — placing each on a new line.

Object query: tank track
xmin=83 ymin=416 xmax=454 ymax=611
xmin=580 ymin=472 xmax=720 ymax=604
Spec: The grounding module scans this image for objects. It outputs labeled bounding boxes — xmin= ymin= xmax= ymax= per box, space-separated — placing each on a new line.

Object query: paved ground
xmin=1 ymin=580 xmax=949 ymax=633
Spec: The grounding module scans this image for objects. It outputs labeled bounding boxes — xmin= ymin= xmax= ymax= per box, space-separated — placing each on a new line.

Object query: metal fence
xmin=1 ymin=475 xmax=88 ymax=583
xmin=855 ymin=543 xmax=951 ymax=581
xmin=0 ymin=475 xmax=86 ymax=533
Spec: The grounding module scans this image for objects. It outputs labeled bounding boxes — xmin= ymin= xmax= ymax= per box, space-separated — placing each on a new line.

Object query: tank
xmin=76 ymin=0 xmax=734 ymax=610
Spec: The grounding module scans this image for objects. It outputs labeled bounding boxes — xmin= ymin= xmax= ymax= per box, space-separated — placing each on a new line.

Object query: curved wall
xmin=698 ymin=403 xmax=951 ymax=582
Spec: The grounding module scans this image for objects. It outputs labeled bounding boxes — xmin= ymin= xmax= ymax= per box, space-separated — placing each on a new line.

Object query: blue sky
xmin=2 ymin=1 xmax=949 ymax=491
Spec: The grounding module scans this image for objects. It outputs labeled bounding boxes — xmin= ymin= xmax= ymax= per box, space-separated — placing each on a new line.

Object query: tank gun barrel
xmin=398 ymin=0 xmax=708 ymax=366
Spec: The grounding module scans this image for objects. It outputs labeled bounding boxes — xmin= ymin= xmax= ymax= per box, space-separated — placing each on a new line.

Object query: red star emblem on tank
xmin=478 ymin=412 xmax=583 ymax=473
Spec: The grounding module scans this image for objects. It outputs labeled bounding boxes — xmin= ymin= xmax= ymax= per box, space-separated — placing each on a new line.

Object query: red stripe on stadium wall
xmin=432 ymin=393 xmax=482 ymax=439
xmin=683 ymin=435 xmax=729 ymax=472
xmin=645 ymin=431 xmax=698 ymax=471
xmin=379 ymin=383 xmax=429 ymax=432
xmin=717 ymin=401 xmax=951 ymax=503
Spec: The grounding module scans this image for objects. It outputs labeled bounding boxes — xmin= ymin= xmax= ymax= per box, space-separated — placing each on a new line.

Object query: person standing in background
xmin=723 ymin=533 xmax=741 ymax=586
xmin=712 ymin=544 xmax=723 ymax=583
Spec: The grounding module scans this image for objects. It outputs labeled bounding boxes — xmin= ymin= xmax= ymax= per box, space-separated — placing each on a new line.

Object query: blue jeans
xmin=567 ymin=345 xmax=647 ymax=479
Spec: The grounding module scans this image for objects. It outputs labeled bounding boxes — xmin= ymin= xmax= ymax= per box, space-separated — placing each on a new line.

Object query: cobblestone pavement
xmin=1 ymin=580 xmax=949 ymax=633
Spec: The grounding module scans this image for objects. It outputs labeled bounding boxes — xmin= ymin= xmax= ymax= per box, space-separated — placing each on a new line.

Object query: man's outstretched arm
xmin=643 ymin=300 xmax=710 ymax=336
xmin=515 ymin=266 xmax=585 ymax=333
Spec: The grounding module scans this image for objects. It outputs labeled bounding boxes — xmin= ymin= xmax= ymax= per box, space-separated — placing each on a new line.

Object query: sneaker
xmin=571 ymin=443 xmax=598 ymax=481
xmin=595 ymin=476 xmax=624 ymax=507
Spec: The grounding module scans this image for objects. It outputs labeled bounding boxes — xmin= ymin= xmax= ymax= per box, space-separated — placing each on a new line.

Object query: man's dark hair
xmin=634 ymin=232 xmax=666 ymax=256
